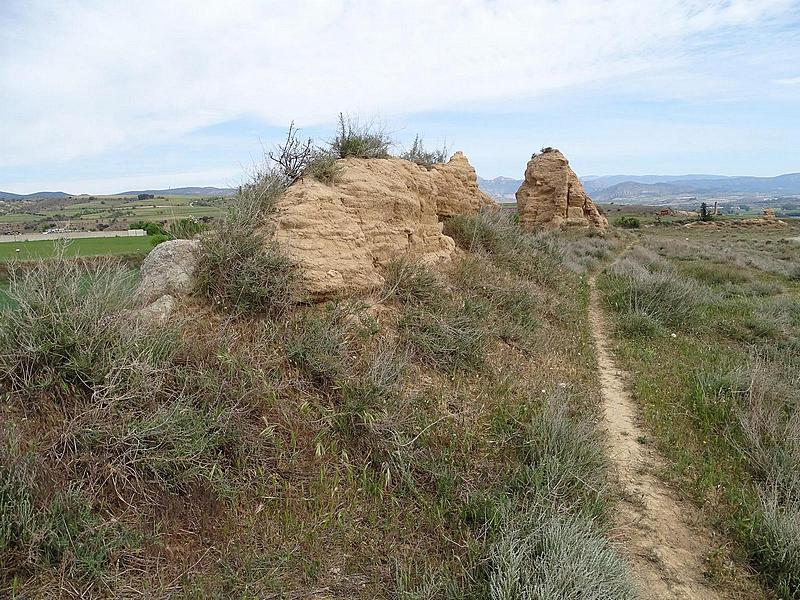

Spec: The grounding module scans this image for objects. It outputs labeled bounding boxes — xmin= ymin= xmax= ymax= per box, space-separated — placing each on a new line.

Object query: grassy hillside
xmin=599 ymin=223 xmax=800 ymax=597
xmin=0 ymin=208 xmax=636 ymax=597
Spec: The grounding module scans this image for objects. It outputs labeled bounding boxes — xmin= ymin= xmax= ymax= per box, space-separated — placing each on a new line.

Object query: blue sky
xmin=1 ymin=0 xmax=799 ymax=194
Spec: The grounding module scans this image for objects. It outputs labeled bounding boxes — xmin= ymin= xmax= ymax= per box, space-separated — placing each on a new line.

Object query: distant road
xmin=0 ymin=230 xmax=145 ymax=243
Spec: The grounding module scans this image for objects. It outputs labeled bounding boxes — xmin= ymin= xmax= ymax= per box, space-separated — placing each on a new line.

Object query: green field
xmin=0 ymin=236 xmax=156 ymax=260
xmin=0 ymin=194 xmax=226 ymax=232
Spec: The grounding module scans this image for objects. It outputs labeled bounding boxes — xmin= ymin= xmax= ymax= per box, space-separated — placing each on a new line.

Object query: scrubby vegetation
xmin=599 ymin=225 xmax=800 ymax=597
xmin=614 ymin=215 xmax=640 ymax=229
xmin=248 ymin=115 xmax=454 ymax=188
xmin=0 ymin=204 xmax=636 ymax=596
xmin=194 ymin=166 xmax=299 ymax=316
xmin=331 ymin=112 xmax=392 ymax=159
xmin=400 ymin=135 xmax=448 ymax=168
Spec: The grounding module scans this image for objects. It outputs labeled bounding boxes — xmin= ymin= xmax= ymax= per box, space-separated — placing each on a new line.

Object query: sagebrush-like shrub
xmin=170 ymin=216 xmax=205 ymax=239
xmin=383 ymin=259 xmax=446 ymax=307
xmin=0 ymin=256 xmax=177 ymax=398
xmin=286 ymin=311 xmax=348 ymax=385
xmin=194 ymin=168 xmax=299 ymax=316
xmin=305 ymin=151 xmax=342 ymax=184
xmin=196 ymin=231 xmax=297 ymax=316
xmin=488 ymin=509 xmax=636 ymax=600
xmin=400 ymin=135 xmax=448 ymax=168
xmin=751 ymin=492 xmax=800 ymax=598
xmin=330 ymin=113 xmax=392 ymax=159
xmin=511 ymin=399 xmax=610 ymax=518
xmin=602 ymin=256 xmax=712 ymax=327
xmin=399 ymin=301 xmax=486 ymax=373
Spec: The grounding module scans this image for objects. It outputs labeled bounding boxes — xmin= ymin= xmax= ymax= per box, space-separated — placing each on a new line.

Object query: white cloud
xmin=0 ymin=0 xmax=796 ymax=169
xmin=773 ymin=76 xmax=800 ymax=85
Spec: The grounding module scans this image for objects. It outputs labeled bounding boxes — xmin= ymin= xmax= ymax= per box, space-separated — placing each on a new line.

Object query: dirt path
xmin=587 ymin=276 xmax=761 ymax=600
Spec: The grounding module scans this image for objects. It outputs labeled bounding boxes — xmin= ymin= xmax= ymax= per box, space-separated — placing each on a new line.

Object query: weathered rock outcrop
xmin=136 ymin=239 xmax=200 ymax=303
xmin=515 ymin=150 xmax=607 ymax=230
xmin=432 ymin=151 xmax=496 ymax=216
xmin=264 ymin=152 xmax=491 ymax=298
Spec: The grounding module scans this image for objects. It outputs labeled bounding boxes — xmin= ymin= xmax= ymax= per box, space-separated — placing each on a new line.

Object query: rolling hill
xmin=118 ymin=186 xmax=236 ymax=197
xmin=0 ymin=191 xmax=72 ymax=201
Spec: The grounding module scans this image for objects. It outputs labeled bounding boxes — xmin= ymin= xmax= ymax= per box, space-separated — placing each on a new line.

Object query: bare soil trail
xmin=587 ymin=275 xmax=762 ymax=600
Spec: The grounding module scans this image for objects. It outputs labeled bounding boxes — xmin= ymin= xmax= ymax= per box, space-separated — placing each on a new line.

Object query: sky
xmin=1 ymin=0 xmax=799 ymax=194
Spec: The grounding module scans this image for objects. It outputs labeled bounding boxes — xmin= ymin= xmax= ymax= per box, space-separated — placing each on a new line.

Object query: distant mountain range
xmin=0 ymin=190 xmax=74 ymax=201
xmin=4 ymin=174 xmax=799 ymax=205
xmin=0 ymin=186 xmax=236 ymax=201
xmin=587 ymin=173 xmax=800 ymax=202
xmin=119 ymin=186 xmax=236 ymax=197
xmin=478 ymin=173 xmax=800 ymax=203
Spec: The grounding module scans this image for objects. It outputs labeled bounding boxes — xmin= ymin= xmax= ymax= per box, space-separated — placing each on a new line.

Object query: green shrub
xmin=129 ymin=221 xmax=166 ymax=236
xmin=335 ymin=342 xmax=407 ymax=436
xmin=614 ymin=215 xmax=640 ymax=229
xmin=1 ymin=434 xmax=134 ymax=581
xmin=330 ymin=113 xmax=392 ymax=159
xmin=453 ymin=257 xmax=539 ymax=344
xmin=512 ymin=400 xmax=610 ymax=518
xmin=305 ymin=151 xmax=342 ymax=184
xmin=170 ymin=216 xmax=205 ymax=239
xmin=117 ymin=396 xmax=240 ymax=495
xmin=444 ymin=213 xmax=563 ymax=284
xmin=151 ymin=233 xmax=170 ymax=247
xmin=194 ymin=169 xmax=299 ymax=316
xmin=400 ymin=135 xmax=448 ymax=168
xmin=445 ymin=212 xmax=517 ymax=255
xmin=617 ymin=311 xmax=663 ymax=338
xmin=196 ymin=232 xmax=297 ymax=316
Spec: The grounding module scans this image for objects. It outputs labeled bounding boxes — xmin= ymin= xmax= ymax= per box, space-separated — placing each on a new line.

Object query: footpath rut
xmin=587 ymin=275 xmax=761 ymax=600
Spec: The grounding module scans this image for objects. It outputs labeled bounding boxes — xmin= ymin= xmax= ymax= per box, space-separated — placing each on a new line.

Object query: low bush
xmin=330 ymin=113 xmax=392 ymax=159
xmin=399 ymin=301 xmax=486 ymax=373
xmin=751 ymin=492 xmax=800 ymax=598
xmin=0 ymin=256 xmax=177 ymax=398
xmin=335 ymin=341 xmax=407 ymax=437
xmin=452 ymin=257 xmax=539 ymax=345
xmin=400 ymin=135 xmax=448 ymax=168
xmin=286 ymin=310 xmax=348 ymax=386
xmin=194 ymin=168 xmax=299 ymax=316
xmin=445 ymin=212 xmax=564 ymax=284
xmin=150 ymin=233 xmax=170 ymax=247
xmin=738 ymin=354 xmax=800 ymax=502
xmin=196 ymin=232 xmax=297 ymax=316
xmin=129 ymin=221 xmax=166 ymax=236
xmin=1 ymin=429 xmax=136 ymax=581
xmin=614 ymin=215 xmax=640 ymax=229
xmin=602 ymin=256 xmax=712 ymax=327
xmin=513 ymin=399 xmax=610 ymax=518
xmin=617 ymin=310 xmax=663 ymax=338
xmin=305 ymin=151 xmax=342 ymax=184
xmin=383 ymin=259 xmax=445 ymax=307
xmin=488 ymin=509 xmax=637 ymax=600
xmin=445 ymin=212 xmax=519 ymax=255
xmin=170 ymin=216 xmax=205 ymax=239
